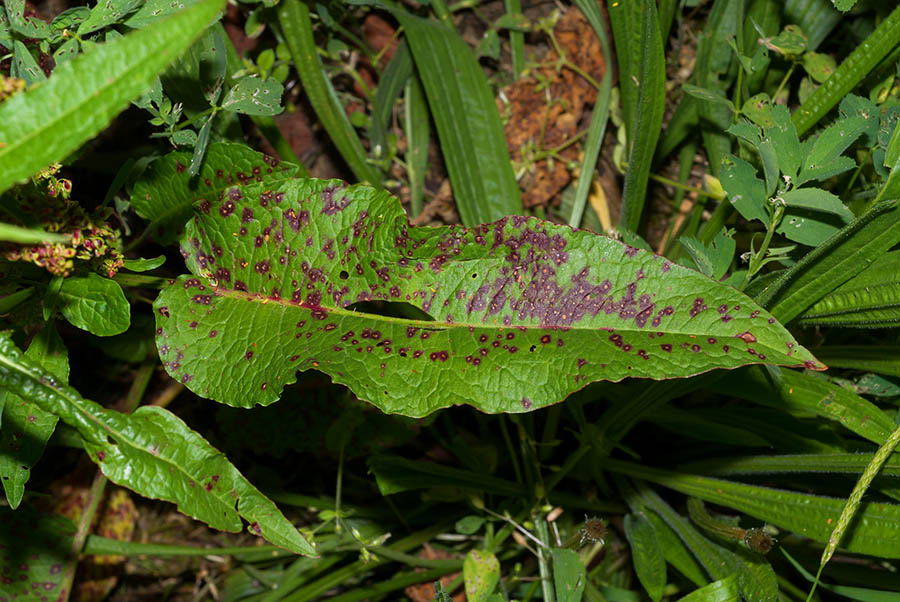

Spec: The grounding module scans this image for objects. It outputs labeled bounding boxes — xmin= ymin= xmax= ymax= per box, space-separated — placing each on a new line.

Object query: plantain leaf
xmin=145 ymin=146 xmax=822 ymax=417
xmin=606 ymin=458 xmax=900 ymax=558
xmin=798 ymin=250 xmax=900 ymax=327
xmin=0 ymin=333 xmax=316 ymax=556
xmin=625 ymin=512 xmax=667 ymax=602
xmin=394 ymin=10 xmax=521 ymax=225
xmin=0 ymin=0 xmax=225 ymax=196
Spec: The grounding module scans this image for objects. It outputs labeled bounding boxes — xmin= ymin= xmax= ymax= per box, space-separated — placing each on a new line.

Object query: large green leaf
xmin=0 ymin=333 xmax=315 ymax=556
xmin=146 ymin=145 xmax=822 ymax=417
xmin=0 ymin=0 xmax=225 ymax=196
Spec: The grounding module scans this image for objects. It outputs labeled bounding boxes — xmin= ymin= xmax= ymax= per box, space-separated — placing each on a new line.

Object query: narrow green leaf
xmin=799 ymin=250 xmax=900 ymax=327
xmin=0 ymin=323 xmax=66 ymax=508
xmin=678 ymin=228 xmax=735 ymax=281
xmin=682 ymin=453 xmax=900 ymax=478
xmin=711 ymin=366 xmax=896 ymax=445
xmin=782 ymin=548 xmax=900 ymax=602
xmin=625 ymin=513 xmax=667 ymax=602
xmin=793 ymin=3 xmax=900 ymax=135
xmin=372 ymin=40 xmax=412 ymax=163
xmin=0 ymin=0 xmax=226 ymax=196
xmin=627 ymin=481 xmax=777 ymax=602
xmin=404 ymin=73 xmax=429 ymax=218
xmin=394 ymin=10 xmax=520 ymax=225
xmin=59 ymin=273 xmax=130 ymax=336
xmin=647 ymin=408 xmax=771 ymax=448
xmin=620 ymin=0 xmax=666 ymax=232
xmin=822 ymin=425 xmax=900 ymax=568
xmin=756 ymin=200 xmax=900 ymax=323
xmin=464 ymin=549 xmax=500 ymax=602
xmin=148 ymin=161 xmax=821 ymax=416
xmin=815 ymin=346 xmax=900 ymax=379
xmin=277 ymin=0 xmax=380 ymax=186
xmin=676 ymin=576 xmax=739 ymax=602
xmin=0 ymin=222 xmax=68 ymax=244
xmin=569 ymin=0 xmax=613 ymax=229
xmin=604 ymin=458 xmax=900 ymax=558
xmin=368 ymin=455 xmax=523 ymax=497
xmin=643 ymin=511 xmax=708 ymax=587
xmin=764 ymin=105 xmax=802 ymax=183
xmin=0 ymin=333 xmax=316 ymax=556
xmin=551 ymin=548 xmax=586 ymax=602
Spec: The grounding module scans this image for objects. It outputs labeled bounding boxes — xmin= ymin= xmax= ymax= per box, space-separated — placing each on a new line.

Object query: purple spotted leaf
xmin=148 ymin=146 xmax=824 ymax=417
xmin=131 ymin=142 xmax=299 ymax=244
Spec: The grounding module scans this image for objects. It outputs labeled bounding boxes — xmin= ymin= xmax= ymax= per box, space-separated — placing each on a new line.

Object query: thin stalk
xmin=649 ymin=172 xmax=716 ymax=198
xmin=534 ymin=516 xmax=556 ymax=602
xmin=327 ymin=567 xmax=458 ymax=602
xmin=505 ymin=0 xmax=525 ymax=77
xmin=500 ymin=416 xmax=524 ymax=486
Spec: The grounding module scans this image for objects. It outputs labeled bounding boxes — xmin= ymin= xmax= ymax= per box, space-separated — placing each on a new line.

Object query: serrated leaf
xmin=0 ymin=333 xmax=316 ymax=556
xmin=5 ymin=0 xmax=50 ymax=39
xmin=796 ymin=155 xmax=855 ymax=187
xmin=222 ymin=77 xmax=284 ymax=116
xmin=12 ymin=40 xmax=47 ymax=86
xmin=764 ymin=105 xmax=801 ymax=183
xmin=147 ymin=154 xmax=822 ymax=417
xmin=766 ymin=24 xmax=807 ymax=57
xmin=126 ymin=0 xmax=200 ymax=28
xmin=678 ymin=228 xmax=734 ymax=280
xmin=742 ymin=93 xmax=775 ymax=128
xmin=779 ymin=188 xmax=852 ymax=221
xmin=464 ymin=549 xmax=500 ymax=602
xmin=802 ymin=51 xmax=837 ymax=83
xmin=803 ymin=115 xmax=866 ymax=173
xmin=720 ymin=155 xmax=768 ymax=223
xmin=77 ymin=0 xmax=143 ymax=36
xmin=0 ymin=323 xmax=67 ymax=508
xmin=132 ymin=142 xmax=299 ymax=244
xmin=0 ymin=0 xmax=226 ymax=197
xmin=676 ymin=576 xmax=739 ymax=602
xmin=551 ymin=548 xmax=586 ymax=602
xmin=625 ymin=513 xmax=666 ymax=602
xmin=58 ymin=273 xmax=130 ymax=336
xmin=775 ymin=210 xmax=846 ymax=246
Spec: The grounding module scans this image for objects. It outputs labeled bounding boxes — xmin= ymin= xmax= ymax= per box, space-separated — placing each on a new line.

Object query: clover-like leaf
xmin=146 ymin=145 xmax=823 ymax=418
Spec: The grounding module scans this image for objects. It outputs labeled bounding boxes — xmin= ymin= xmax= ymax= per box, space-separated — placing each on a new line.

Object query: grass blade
xmin=814 ymin=346 xmax=900 ymax=378
xmin=682 ymin=453 xmax=900 ymax=477
xmin=569 ymin=0 xmax=613 ymax=229
xmin=0 ymin=0 xmax=225 ymax=196
xmin=395 ymin=10 xmax=520 ymax=225
xmin=404 ymin=72 xmax=429 ymax=217
xmin=277 ymin=0 xmax=381 ymax=185
xmin=617 ymin=0 xmax=666 ymax=232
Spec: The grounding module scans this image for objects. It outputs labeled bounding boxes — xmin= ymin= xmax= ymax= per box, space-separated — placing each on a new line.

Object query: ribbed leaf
xmin=0 ymin=0 xmax=225 ymax=196
xmin=799 ymin=250 xmax=900 ymax=327
xmin=756 ymin=200 xmax=900 ymax=323
xmin=618 ymin=0 xmax=666 ymax=232
xmin=146 ymin=146 xmax=822 ymax=417
xmin=815 ymin=346 xmax=900 ymax=379
xmin=625 ymin=512 xmax=667 ymax=602
xmin=394 ymin=10 xmax=521 ymax=225
xmin=683 ymin=453 xmax=900 ymax=477
xmin=676 ymin=576 xmax=739 ymax=602
xmin=0 ymin=333 xmax=315 ymax=556
xmin=711 ymin=366 xmax=896 ymax=445
xmin=607 ymin=458 xmax=900 ymax=558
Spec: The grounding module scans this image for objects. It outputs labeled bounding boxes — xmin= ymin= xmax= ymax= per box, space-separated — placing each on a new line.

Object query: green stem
xmin=649 ymin=172 xmax=717 ymax=198
xmin=534 ymin=515 xmax=556 ymax=602
xmin=740 ymin=203 xmax=784 ymax=290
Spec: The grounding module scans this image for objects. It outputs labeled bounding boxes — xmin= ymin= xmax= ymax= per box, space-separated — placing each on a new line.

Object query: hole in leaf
xmin=339 ymin=270 xmax=349 ymax=280
xmin=345 ymin=300 xmax=435 ymax=322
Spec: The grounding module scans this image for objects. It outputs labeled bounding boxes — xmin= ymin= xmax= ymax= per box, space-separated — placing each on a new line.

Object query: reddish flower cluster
xmin=2 ymin=165 xmax=124 ymax=277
